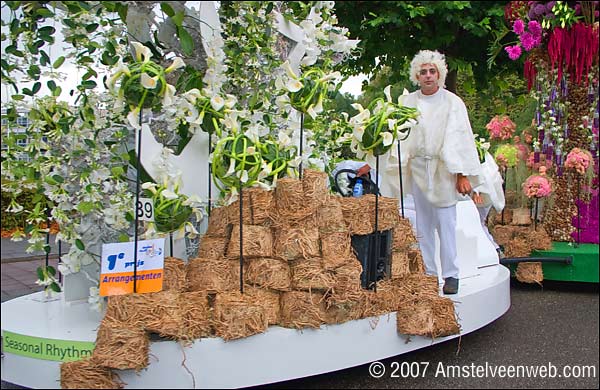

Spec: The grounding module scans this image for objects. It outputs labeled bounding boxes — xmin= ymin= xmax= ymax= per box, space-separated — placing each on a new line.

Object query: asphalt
xmin=1 ymin=237 xmax=598 ymax=389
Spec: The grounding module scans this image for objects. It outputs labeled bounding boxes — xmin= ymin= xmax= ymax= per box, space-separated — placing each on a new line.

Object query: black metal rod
xmin=239 ymin=183 xmax=244 ymax=294
xmin=373 ymin=156 xmax=380 ymax=293
xmin=133 ymin=109 xmax=143 ymax=294
xmin=397 ymin=140 xmax=405 ymax=218
xmin=169 ymin=232 xmax=173 ymax=257
xmin=299 ymin=112 xmax=304 ymax=179
xmin=500 ymin=256 xmax=573 ymax=265
xmin=576 ymin=176 xmax=581 ymax=246
xmin=534 ymin=197 xmax=539 ymax=231
xmin=208 ymin=131 xmax=212 ymax=217
xmin=501 ymin=168 xmax=507 ymax=224
xmin=45 ymin=210 xmax=50 ymax=269
xmin=58 ymin=240 xmax=62 ymax=284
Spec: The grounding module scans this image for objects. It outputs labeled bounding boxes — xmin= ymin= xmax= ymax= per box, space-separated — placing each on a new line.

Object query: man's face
xmin=416 ymin=63 xmax=439 ymax=95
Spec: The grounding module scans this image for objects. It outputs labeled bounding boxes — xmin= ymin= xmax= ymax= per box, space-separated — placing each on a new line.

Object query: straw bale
xmin=365 ymin=194 xmax=399 ymax=232
xmin=331 ymin=256 xmax=363 ymax=293
xmin=227 ymin=224 xmax=273 ymax=258
xmin=494 ymin=208 xmax=513 ymax=225
xmin=213 ymin=291 xmax=268 ymax=340
xmin=244 ymin=257 xmax=291 ymax=291
xmin=198 ymin=235 xmax=229 ymax=260
xmin=290 ymin=257 xmax=336 ymax=291
xmin=273 ymin=178 xmax=316 ymax=226
xmin=303 ymin=169 xmax=330 ymax=206
xmin=187 ymin=257 xmax=240 ymax=293
xmin=396 ymin=295 xmax=460 ymax=338
xmin=205 ymin=206 xmax=230 ymax=237
xmin=243 ymin=286 xmax=281 ymax=325
xmin=321 ymin=231 xmax=352 ymax=270
xmin=362 ymin=280 xmax=406 ymax=318
xmin=92 ymin=315 xmax=149 ymax=371
xmin=391 ymin=251 xmax=411 ymax=279
xmin=226 ymin=196 xmax=253 ymax=226
xmin=324 ymin=292 xmax=365 ymax=325
xmin=163 ymin=256 xmax=187 ymax=291
xmin=390 ymin=273 xmax=440 ymax=296
xmin=511 ymin=207 xmax=532 ymax=226
xmin=316 ymin=196 xmax=347 ymax=233
xmin=527 ymin=228 xmax=552 ymax=251
xmin=273 ymin=227 xmax=320 ymax=260
xmin=492 ymin=225 xmax=530 ymax=247
xmin=280 ymin=290 xmax=327 ymax=329
xmin=391 ymin=218 xmax=417 ymax=251
xmin=516 ymin=262 xmax=544 ymax=285
xmin=339 ymin=196 xmax=374 ymax=235
xmin=61 ymin=358 xmax=124 ymax=389
xmin=179 ymin=291 xmax=212 ymax=340
xmin=247 ymin=187 xmax=274 ymax=225
xmin=504 ymin=237 xmax=531 ymax=258
xmin=407 ymin=249 xmax=426 ymax=274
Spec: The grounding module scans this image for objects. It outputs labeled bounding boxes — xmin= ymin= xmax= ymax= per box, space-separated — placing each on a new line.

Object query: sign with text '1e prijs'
xmin=99 ymin=238 xmax=165 ymax=296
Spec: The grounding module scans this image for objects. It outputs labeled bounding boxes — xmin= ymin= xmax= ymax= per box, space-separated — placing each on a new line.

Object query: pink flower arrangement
xmin=523 ymin=174 xmax=553 ymax=198
xmin=526 ymin=152 xmax=553 ymax=171
xmin=506 ymin=19 xmax=543 ymax=60
xmin=486 ymin=115 xmax=517 ymax=140
xmin=564 ymin=147 xmax=593 ymax=175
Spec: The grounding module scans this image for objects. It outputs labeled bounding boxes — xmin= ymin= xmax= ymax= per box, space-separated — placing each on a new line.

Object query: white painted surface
xmin=2 ymin=265 xmax=510 ymax=389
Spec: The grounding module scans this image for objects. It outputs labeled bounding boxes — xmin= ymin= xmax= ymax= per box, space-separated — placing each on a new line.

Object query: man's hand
xmin=456 ymin=174 xmax=472 ymax=195
xmin=356 ymin=163 xmax=371 ymax=177
xmin=472 ymin=192 xmax=484 ymax=205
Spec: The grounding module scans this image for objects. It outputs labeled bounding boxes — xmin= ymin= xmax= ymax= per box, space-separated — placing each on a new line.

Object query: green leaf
xmin=50 ymin=282 xmax=62 ymax=293
xmin=160 ymin=2 xmax=175 ymax=17
xmin=85 ymin=23 xmax=99 ymax=33
xmin=52 ymin=174 xmax=64 ymax=183
xmin=32 ymin=82 xmax=41 ymax=94
xmin=75 ymin=239 xmax=85 ymax=251
xmin=111 ymin=166 xmax=124 ymax=176
xmin=53 ymin=56 xmax=65 ymax=69
xmin=177 ymin=26 xmax=194 ymax=56
xmin=118 ymin=233 xmax=131 ymax=242
xmin=47 ymin=266 xmax=56 ymax=276
xmin=52 ymin=86 xmax=62 ymax=97
xmin=77 ymin=201 xmax=95 ymax=214
xmin=36 ymin=8 xmax=54 ymax=18
xmin=47 ymin=80 xmax=57 ymax=91
xmin=81 ymin=80 xmax=97 ymax=89
xmin=44 ymin=245 xmax=51 ymax=254
xmin=11 ymin=94 xmax=24 ymax=101
xmin=171 ymin=11 xmax=185 ymax=27
xmin=36 ymin=267 xmax=45 ymax=281
xmin=38 ymin=26 xmax=55 ymax=35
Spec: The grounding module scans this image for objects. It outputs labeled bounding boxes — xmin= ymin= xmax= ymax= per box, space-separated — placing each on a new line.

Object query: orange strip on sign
xmin=99 ymin=270 xmax=164 ymax=296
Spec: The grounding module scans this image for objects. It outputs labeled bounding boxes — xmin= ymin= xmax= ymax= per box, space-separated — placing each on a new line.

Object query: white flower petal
xmin=165 ymin=57 xmax=185 ymax=73
xmin=286 ymin=79 xmax=303 ymax=93
xmin=131 ymin=42 xmax=152 ymax=62
xmin=384 ymin=85 xmax=392 ymax=103
xmin=161 ymin=189 xmax=178 ymax=200
xmin=127 ymin=109 xmax=141 ymax=129
xmin=210 ymin=95 xmax=225 ymax=111
xmin=382 ymin=132 xmax=393 ymax=146
xmin=141 ymin=73 xmax=158 ymax=89
xmin=281 ymin=60 xmax=298 ymax=79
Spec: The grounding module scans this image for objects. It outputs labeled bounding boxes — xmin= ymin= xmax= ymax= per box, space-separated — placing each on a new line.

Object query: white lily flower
xmin=281 ymin=60 xmax=298 ymax=79
xmin=127 ymin=108 xmax=141 ymax=129
xmin=162 ymin=84 xmax=176 ymax=106
xmin=224 ymin=94 xmax=237 ymax=109
xmin=131 ymin=42 xmax=152 ymax=63
xmin=161 ymin=189 xmax=178 ymax=200
xmin=276 ymin=94 xmax=290 ymax=108
xmin=210 ymin=95 xmax=225 ymax=111
xmin=307 ymin=105 xmax=318 ymax=120
xmin=225 ymin=158 xmax=236 ymax=177
xmin=165 ymin=57 xmax=185 ymax=73
xmin=384 ymin=85 xmax=393 ymax=103
xmin=275 ymin=76 xmax=285 ymax=90
xmin=106 ymin=59 xmax=130 ymax=93
xmin=278 ymin=131 xmax=292 ymax=148
xmin=320 ymin=71 xmax=342 ymax=82
xmin=286 ymin=79 xmax=303 ymax=93
xmin=350 ymin=109 xmax=371 ymax=125
xmin=141 ymin=182 xmax=158 ymax=194
xmin=239 ymin=170 xmax=249 ymax=183
xmin=183 ymin=88 xmax=201 ymax=104
xmin=246 ymin=146 xmax=256 ymax=155
xmin=398 ymin=118 xmax=417 ymax=131
xmin=398 ymin=88 xmax=410 ymax=105
xmin=351 ymin=103 xmax=365 ymax=112
xmin=141 ymin=73 xmax=159 ymax=89
xmin=382 ymin=132 xmax=394 ymax=146
xmin=387 ymin=118 xmax=397 ymax=131
xmin=353 ymin=126 xmax=365 ymax=142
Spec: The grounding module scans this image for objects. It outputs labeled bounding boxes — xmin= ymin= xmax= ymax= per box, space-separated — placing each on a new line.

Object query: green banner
xmin=2 ymin=331 xmax=95 ymax=362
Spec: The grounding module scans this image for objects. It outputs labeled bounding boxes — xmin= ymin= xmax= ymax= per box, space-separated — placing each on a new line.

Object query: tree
xmin=334 ymin=1 xmax=522 ymax=93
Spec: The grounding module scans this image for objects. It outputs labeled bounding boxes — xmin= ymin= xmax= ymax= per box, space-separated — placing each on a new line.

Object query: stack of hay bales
xmin=61 ymin=170 xmax=458 ymax=388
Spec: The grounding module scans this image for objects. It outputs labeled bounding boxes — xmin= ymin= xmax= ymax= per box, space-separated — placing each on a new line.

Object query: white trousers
xmin=477 ymin=205 xmax=500 ymax=250
xmin=412 ymin=181 xmax=459 ymax=279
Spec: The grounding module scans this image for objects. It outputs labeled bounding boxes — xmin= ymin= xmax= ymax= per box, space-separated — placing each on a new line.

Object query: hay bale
xmin=187 ymin=257 xmax=240 ymax=293
xmin=391 ymin=251 xmax=411 ymax=279
xmin=61 ymin=358 xmax=124 ymax=389
xmin=326 ymin=259 xmax=364 ymax=324
xmin=494 ymin=208 xmax=513 ymax=225
xmin=303 ymin=169 xmax=330 ymax=206
xmin=362 ymin=280 xmax=405 ymax=317
xmin=227 ymin=224 xmax=273 ymax=258
xmin=365 ymin=194 xmax=399 ymax=232
xmin=280 ymin=291 xmax=327 ymax=329
xmin=324 ymin=293 xmax=365 ymax=325
xmin=273 ymin=227 xmax=320 ymax=260
xmin=92 ymin=316 xmax=149 ymax=371
xmin=527 ymin=228 xmax=552 ymax=251
xmin=163 ymin=257 xmax=187 ymax=291
xmin=226 ymin=195 xmax=253 ymax=226
xmin=273 ymin=178 xmax=315 ymax=226
xmin=390 ymin=273 xmax=439 ymax=296
xmin=198 ymin=235 xmax=229 ymax=260
xmin=179 ymin=291 xmax=212 ymax=340
xmin=321 ymin=231 xmax=352 ymax=270
xmin=247 ymin=187 xmax=274 ymax=225
xmin=316 ymin=196 xmax=347 ymax=233
xmin=205 ymin=206 xmax=230 ymax=237
xmin=391 ymin=218 xmax=417 ymax=251
xmin=331 ymin=256 xmax=363 ymax=292
xmin=290 ymin=257 xmax=336 ymax=291
xmin=504 ymin=237 xmax=531 ymax=258
xmin=407 ymin=249 xmax=426 ymax=274
xmin=213 ymin=292 xmax=268 ymax=340
xmin=516 ymin=262 xmax=544 ymax=285
xmin=243 ymin=286 xmax=281 ymax=325
xmin=511 ymin=207 xmax=532 ymax=226
xmin=396 ymin=295 xmax=460 ymax=338
xmin=339 ymin=196 xmax=373 ymax=235
xmin=244 ymin=257 xmax=291 ymax=291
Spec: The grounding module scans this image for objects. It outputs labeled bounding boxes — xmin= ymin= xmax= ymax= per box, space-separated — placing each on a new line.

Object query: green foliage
xmin=0 ymin=189 xmax=43 ymax=231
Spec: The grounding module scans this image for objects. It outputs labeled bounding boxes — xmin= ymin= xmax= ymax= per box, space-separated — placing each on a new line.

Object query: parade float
xmin=1 ymin=2 xmax=509 ymax=388
xmin=487 ymin=0 xmax=599 ymax=284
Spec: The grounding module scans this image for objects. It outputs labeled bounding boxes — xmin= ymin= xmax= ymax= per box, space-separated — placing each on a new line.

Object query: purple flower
xmin=546 ymin=1 xmax=556 ymax=12
xmin=505 ymin=45 xmax=523 ymax=60
xmin=513 ymin=19 xmax=525 ymax=35
xmin=528 ymin=20 xmax=542 ymax=36
xmin=534 ymin=4 xmax=546 ymax=17
xmin=521 ymin=32 xmax=536 ymax=51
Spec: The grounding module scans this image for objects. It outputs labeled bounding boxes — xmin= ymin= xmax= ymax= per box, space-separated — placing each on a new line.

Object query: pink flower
xmin=505 ymin=45 xmax=522 ymax=61
xmin=565 ymin=148 xmax=593 ymax=175
xmin=513 ymin=19 xmax=525 ymax=35
xmin=523 ymin=174 xmax=553 ymax=198
xmin=528 ymin=20 xmax=542 ymax=37
xmin=520 ymin=32 xmax=536 ymax=51
xmin=486 ymin=115 xmax=516 ymax=140
xmin=526 ymin=152 xmax=553 ymax=171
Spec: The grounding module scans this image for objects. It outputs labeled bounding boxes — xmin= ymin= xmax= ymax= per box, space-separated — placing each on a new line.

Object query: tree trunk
xmin=445 ymin=69 xmax=457 ymax=94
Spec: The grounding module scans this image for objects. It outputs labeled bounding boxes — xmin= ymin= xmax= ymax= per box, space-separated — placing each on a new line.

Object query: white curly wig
xmin=409 ymin=50 xmax=448 ymax=89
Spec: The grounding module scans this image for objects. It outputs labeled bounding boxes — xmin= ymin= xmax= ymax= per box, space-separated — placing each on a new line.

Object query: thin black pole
xmin=501 ymin=168 xmax=507 ymax=224
xmin=534 ymin=197 xmax=539 ymax=231
xmin=45 ymin=208 xmax=50 ymax=269
xmin=373 ymin=156 xmax=380 ymax=292
xmin=208 ymin=131 xmax=212 ymax=217
xmin=299 ymin=112 xmax=304 ymax=179
xmin=576 ymin=176 xmax=581 ymax=247
xmin=133 ymin=109 xmax=143 ymax=294
xmin=239 ymin=182 xmax=244 ymax=294
xmin=397 ymin=140 xmax=405 ymax=218
xmin=169 ymin=232 xmax=173 ymax=257
xmin=58 ymin=240 xmax=62 ymax=284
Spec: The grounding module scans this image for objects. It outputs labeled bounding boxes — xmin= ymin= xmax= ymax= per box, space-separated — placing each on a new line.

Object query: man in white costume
xmin=382 ymin=50 xmax=482 ymax=294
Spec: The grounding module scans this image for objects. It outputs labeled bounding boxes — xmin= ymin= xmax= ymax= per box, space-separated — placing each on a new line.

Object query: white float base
xmin=1 ymin=264 xmax=510 ymax=389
